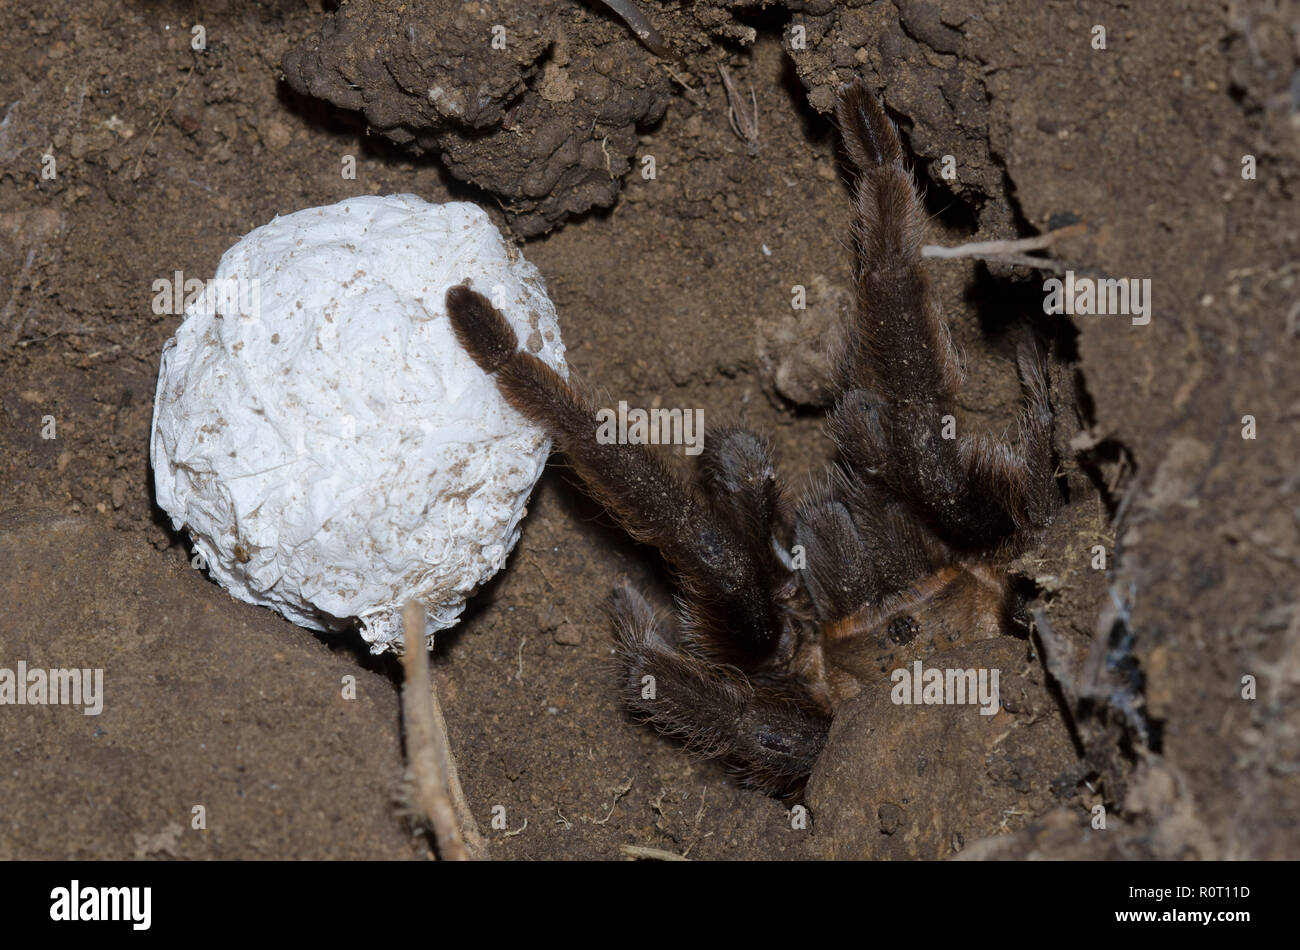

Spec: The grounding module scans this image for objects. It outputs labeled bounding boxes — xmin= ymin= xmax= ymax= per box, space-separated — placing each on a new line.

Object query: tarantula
xmin=446 ymin=80 xmax=1058 ymax=793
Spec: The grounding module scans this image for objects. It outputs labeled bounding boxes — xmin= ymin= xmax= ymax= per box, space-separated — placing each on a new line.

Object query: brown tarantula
xmin=446 ymin=81 xmax=1058 ymax=793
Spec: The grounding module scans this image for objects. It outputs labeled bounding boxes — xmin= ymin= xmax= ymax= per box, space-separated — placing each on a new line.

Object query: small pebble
xmin=553 ymin=621 xmax=583 ymax=646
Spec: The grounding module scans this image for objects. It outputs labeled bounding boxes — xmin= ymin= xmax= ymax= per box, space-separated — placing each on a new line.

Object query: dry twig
xmin=921 ymin=222 xmax=1087 ymax=272
xmin=401 ymin=601 xmax=485 ymax=859
xmin=620 ymin=844 xmax=690 ymax=861
xmin=132 ymin=64 xmax=196 ymax=180
xmin=718 ymin=64 xmax=759 ymax=156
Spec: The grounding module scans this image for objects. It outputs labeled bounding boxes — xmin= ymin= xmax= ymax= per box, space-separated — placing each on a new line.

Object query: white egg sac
xmin=151 ymin=195 xmax=566 ymax=652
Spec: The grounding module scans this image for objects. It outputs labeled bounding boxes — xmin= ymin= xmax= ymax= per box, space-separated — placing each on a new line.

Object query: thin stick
xmin=621 ymin=844 xmax=690 ymax=861
xmin=401 ymin=601 xmax=484 ymax=859
xmin=132 ymin=64 xmax=195 ymax=180
xmin=429 ymin=663 xmax=485 ymax=853
xmin=718 ymin=64 xmax=759 ymax=156
xmin=921 ymin=223 xmax=1086 ymax=270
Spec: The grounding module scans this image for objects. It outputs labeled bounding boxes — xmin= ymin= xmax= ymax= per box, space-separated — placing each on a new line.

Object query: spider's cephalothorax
xmin=446 ymin=81 xmax=1058 ymax=793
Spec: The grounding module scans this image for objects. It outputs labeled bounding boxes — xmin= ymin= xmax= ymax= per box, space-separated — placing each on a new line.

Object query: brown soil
xmin=1 ymin=0 xmax=1296 ymax=860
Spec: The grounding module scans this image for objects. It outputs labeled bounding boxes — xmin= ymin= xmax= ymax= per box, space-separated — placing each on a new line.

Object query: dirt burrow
xmin=0 ymin=0 xmax=1296 ymax=859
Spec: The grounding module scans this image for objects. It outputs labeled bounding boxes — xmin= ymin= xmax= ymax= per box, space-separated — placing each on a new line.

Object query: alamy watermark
xmin=1043 ymin=271 xmax=1151 ymax=325
xmin=151 ymin=270 xmax=261 ymax=320
xmin=890 ymin=660 xmax=1000 ymax=716
xmin=50 ymin=880 xmax=150 ymax=930
xmin=0 ymin=662 xmax=103 ymax=715
xmin=595 ymin=400 xmax=705 ymax=456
